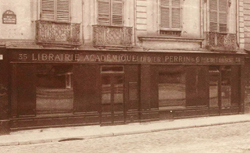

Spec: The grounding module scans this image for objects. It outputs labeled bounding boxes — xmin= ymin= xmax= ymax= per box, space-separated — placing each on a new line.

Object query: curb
xmin=1 ymin=119 xmax=250 ymax=147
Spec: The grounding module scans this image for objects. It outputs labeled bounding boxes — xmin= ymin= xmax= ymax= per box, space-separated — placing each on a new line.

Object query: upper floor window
xmin=209 ymin=0 xmax=227 ymax=33
xmin=40 ymin=0 xmax=70 ymax=22
xmin=97 ymin=0 xmax=123 ymax=26
xmin=160 ymin=0 xmax=181 ymax=36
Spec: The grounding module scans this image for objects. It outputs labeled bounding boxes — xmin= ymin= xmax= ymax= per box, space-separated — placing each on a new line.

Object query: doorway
xmin=100 ymin=66 xmax=125 ymax=125
xmin=209 ymin=66 xmax=240 ymax=114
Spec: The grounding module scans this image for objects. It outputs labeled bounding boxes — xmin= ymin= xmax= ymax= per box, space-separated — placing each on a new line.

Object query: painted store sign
xmin=11 ymin=50 xmax=244 ymax=65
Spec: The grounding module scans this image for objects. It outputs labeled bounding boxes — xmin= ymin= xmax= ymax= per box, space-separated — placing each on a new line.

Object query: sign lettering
xmin=2 ymin=10 xmax=16 ymax=24
xmin=12 ymin=52 xmax=243 ymax=65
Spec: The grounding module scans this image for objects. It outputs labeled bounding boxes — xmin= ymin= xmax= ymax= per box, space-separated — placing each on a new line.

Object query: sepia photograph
xmin=0 ymin=0 xmax=250 ymax=152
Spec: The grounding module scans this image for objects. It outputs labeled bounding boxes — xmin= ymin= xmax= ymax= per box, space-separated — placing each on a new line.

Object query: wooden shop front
xmin=8 ymin=49 xmax=245 ymax=130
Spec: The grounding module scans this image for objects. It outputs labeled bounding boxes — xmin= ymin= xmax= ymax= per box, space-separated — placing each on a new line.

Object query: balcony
xmin=93 ymin=25 xmax=133 ymax=48
xmin=36 ymin=20 xmax=81 ymax=47
xmin=206 ymin=32 xmax=237 ymax=51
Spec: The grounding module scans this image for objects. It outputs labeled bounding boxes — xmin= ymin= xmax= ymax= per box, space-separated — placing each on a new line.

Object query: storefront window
xmin=209 ymin=67 xmax=219 ymax=107
xmin=101 ymin=66 xmax=124 ymax=104
xmin=221 ymin=66 xmax=231 ymax=108
xmin=158 ymin=70 xmax=186 ymax=108
xmin=36 ymin=64 xmax=73 ymax=114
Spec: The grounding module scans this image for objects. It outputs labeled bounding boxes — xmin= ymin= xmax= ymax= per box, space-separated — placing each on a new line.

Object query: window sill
xmin=159 ymin=106 xmax=186 ymax=111
xmin=138 ymin=36 xmax=204 ymax=43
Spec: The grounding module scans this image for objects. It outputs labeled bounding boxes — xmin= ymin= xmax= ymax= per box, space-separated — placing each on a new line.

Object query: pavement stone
xmin=1 ymin=114 xmax=250 ymax=146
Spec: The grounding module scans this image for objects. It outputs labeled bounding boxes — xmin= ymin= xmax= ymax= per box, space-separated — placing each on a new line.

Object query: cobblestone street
xmin=1 ymin=122 xmax=250 ymax=153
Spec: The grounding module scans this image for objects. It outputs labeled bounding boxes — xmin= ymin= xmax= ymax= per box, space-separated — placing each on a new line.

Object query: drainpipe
xmin=134 ymin=0 xmax=136 ymax=46
xmin=236 ymin=0 xmax=240 ymax=49
xmin=200 ymin=0 xmax=204 ymax=48
xmin=82 ymin=0 xmax=84 ymax=44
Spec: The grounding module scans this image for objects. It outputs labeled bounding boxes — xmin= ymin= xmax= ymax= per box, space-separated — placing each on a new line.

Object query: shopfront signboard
xmin=10 ymin=50 xmax=244 ymax=65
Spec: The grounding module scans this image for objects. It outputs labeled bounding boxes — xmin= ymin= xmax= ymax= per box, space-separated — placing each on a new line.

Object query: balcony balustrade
xmin=206 ymin=32 xmax=237 ymax=51
xmin=93 ymin=25 xmax=133 ymax=48
xmin=36 ymin=20 xmax=81 ymax=47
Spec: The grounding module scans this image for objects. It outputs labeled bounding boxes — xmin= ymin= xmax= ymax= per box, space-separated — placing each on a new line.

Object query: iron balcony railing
xmin=93 ymin=25 xmax=133 ymax=48
xmin=36 ymin=20 xmax=81 ymax=47
xmin=206 ymin=32 xmax=237 ymax=51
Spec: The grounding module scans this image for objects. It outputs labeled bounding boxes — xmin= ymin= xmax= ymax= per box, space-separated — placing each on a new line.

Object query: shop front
xmin=8 ymin=48 xmax=245 ymax=130
xmin=0 ymin=48 xmax=9 ymax=134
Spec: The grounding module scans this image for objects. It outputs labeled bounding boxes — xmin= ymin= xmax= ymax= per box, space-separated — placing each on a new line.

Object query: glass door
xmin=101 ymin=66 xmax=125 ymax=125
xmin=209 ymin=67 xmax=220 ymax=108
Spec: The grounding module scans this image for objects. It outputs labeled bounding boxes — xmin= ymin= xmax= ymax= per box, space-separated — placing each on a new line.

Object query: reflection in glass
xmin=114 ymin=76 xmax=123 ymax=103
xmin=36 ymin=65 xmax=73 ymax=114
xmin=158 ymin=72 xmax=186 ymax=107
xmin=102 ymin=76 xmax=112 ymax=104
xmin=221 ymin=66 xmax=231 ymax=108
xmin=209 ymin=75 xmax=219 ymax=107
xmin=129 ymin=82 xmax=138 ymax=101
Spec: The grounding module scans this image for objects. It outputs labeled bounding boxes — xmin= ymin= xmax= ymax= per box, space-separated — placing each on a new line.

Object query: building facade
xmin=0 ymin=0 xmax=247 ymax=134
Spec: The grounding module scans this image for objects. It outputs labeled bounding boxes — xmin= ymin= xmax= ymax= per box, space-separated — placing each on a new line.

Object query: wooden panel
xmin=41 ymin=0 xmax=55 ymax=21
xmin=112 ymin=0 xmax=123 ymax=25
xmin=186 ymin=66 xmax=197 ymax=106
xmin=186 ymin=66 xmax=209 ymax=106
xmin=0 ymin=49 xmax=8 ymax=120
xmin=140 ymin=65 xmax=151 ymax=110
xmin=150 ymin=66 xmax=158 ymax=109
xmin=56 ymin=0 xmax=70 ymax=22
xmin=231 ymin=66 xmax=240 ymax=106
xmin=97 ymin=0 xmax=110 ymax=25
xmin=17 ymin=64 xmax=36 ymax=116
xmin=73 ymin=64 xmax=100 ymax=112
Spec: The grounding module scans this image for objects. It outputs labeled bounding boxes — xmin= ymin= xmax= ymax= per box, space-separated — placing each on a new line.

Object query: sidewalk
xmin=1 ymin=114 xmax=250 ymax=146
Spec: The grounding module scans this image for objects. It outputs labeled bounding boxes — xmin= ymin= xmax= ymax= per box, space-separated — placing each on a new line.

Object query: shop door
xmin=209 ymin=66 xmax=240 ymax=114
xmin=101 ymin=73 xmax=125 ymax=125
xmin=209 ymin=68 xmax=220 ymax=110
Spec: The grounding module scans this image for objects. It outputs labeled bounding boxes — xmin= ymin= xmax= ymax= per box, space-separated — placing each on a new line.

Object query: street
xmin=1 ymin=122 xmax=250 ymax=153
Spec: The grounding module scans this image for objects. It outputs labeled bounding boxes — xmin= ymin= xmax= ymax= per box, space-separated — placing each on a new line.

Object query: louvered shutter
xmin=161 ymin=0 xmax=170 ymax=28
xmin=41 ymin=0 xmax=55 ymax=21
xmin=112 ymin=0 xmax=123 ymax=25
xmin=56 ymin=0 xmax=70 ymax=22
xmin=209 ymin=0 xmax=218 ymax=32
xmin=98 ymin=0 xmax=110 ymax=25
xmin=219 ymin=0 xmax=227 ymax=32
xmin=172 ymin=0 xmax=181 ymax=28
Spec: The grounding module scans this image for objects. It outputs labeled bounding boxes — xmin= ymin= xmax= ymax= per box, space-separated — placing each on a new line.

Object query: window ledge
xmin=159 ymin=106 xmax=186 ymax=111
xmin=138 ymin=36 xmax=204 ymax=43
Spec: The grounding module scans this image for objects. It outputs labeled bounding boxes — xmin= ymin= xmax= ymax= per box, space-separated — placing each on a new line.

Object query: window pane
xmin=101 ymin=66 xmax=124 ymax=73
xmin=36 ymin=65 xmax=73 ymax=114
xmin=158 ymin=71 xmax=186 ymax=107
xmin=129 ymin=82 xmax=138 ymax=101
xmin=114 ymin=76 xmax=123 ymax=103
xmin=221 ymin=66 xmax=231 ymax=108
xmin=209 ymin=68 xmax=219 ymax=107
xmin=102 ymin=76 xmax=112 ymax=104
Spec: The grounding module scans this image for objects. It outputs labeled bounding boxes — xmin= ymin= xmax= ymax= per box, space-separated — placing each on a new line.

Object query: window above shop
xmin=209 ymin=0 xmax=227 ymax=33
xmin=40 ymin=0 xmax=70 ymax=22
xmin=97 ymin=0 xmax=123 ymax=26
xmin=36 ymin=0 xmax=81 ymax=47
xmin=160 ymin=0 xmax=182 ymax=36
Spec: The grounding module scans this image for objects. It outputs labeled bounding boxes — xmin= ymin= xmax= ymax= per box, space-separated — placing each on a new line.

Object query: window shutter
xmin=219 ymin=0 xmax=227 ymax=32
xmin=112 ymin=0 xmax=123 ymax=25
xmin=161 ymin=0 xmax=170 ymax=28
xmin=209 ymin=0 xmax=218 ymax=32
xmin=98 ymin=0 xmax=110 ymax=25
xmin=172 ymin=0 xmax=181 ymax=28
xmin=56 ymin=0 xmax=70 ymax=22
xmin=41 ymin=0 xmax=55 ymax=21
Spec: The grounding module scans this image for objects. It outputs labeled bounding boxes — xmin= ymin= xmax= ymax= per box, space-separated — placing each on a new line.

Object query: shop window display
xmin=36 ymin=64 xmax=73 ymax=114
xmin=158 ymin=70 xmax=186 ymax=108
